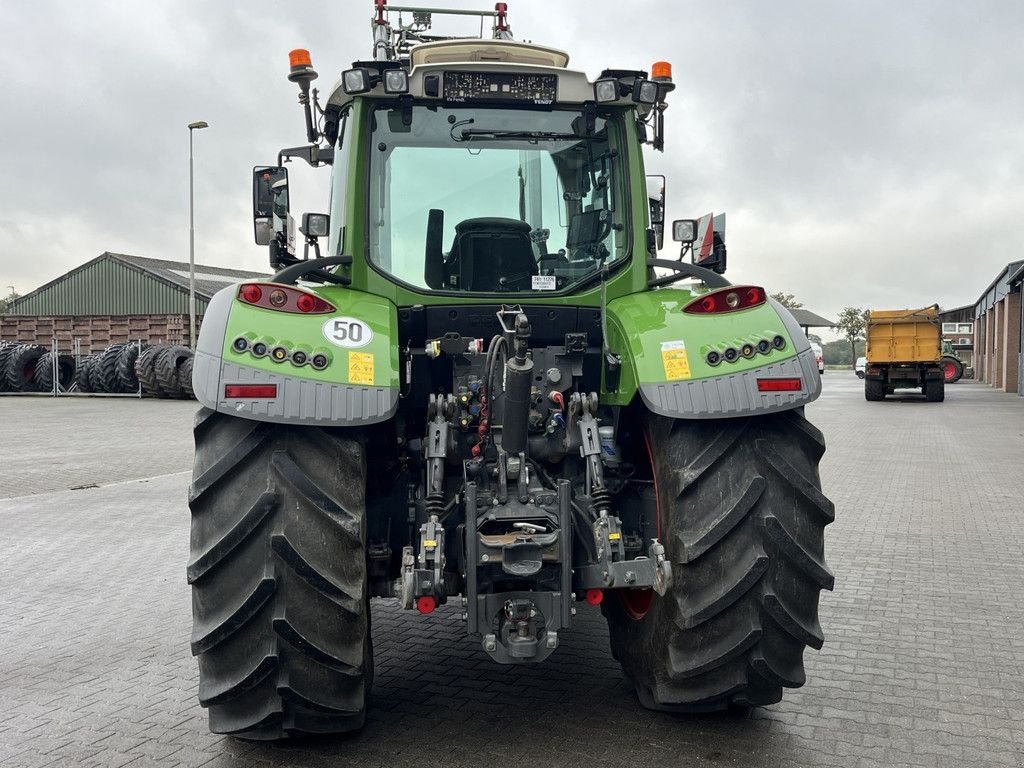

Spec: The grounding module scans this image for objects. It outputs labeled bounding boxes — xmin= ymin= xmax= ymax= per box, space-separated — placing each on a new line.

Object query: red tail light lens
xmin=237 ymin=283 xmax=335 ymax=314
xmin=757 ymin=378 xmax=802 ymax=392
xmin=683 ymin=285 xmax=766 ymax=315
xmin=240 ymin=284 xmax=263 ymax=304
xmin=224 ymin=384 xmax=278 ymax=399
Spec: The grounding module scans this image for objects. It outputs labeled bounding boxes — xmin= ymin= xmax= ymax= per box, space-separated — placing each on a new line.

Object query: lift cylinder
xmin=502 ymin=356 xmax=533 ymax=456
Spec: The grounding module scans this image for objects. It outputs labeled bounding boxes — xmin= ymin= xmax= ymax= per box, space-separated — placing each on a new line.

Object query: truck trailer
xmin=864 ymin=306 xmax=944 ymax=402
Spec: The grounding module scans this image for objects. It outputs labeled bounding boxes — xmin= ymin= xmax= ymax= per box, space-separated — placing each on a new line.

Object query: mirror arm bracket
xmin=646 ymin=259 xmax=731 ymax=289
xmin=273 ymin=255 xmax=353 ymax=286
xmin=277 ymin=144 xmax=334 ymax=168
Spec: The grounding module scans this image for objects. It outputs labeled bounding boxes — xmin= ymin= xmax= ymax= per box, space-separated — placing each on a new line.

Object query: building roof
xmin=789 ymin=308 xmax=837 ymax=328
xmin=974 ymin=259 xmax=1024 ymax=316
xmin=939 ymin=303 xmax=974 ymax=316
xmin=7 ymin=252 xmax=268 ymax=316
xmin=1008 ymin=262 xmax=1024 ymax=286
xmin=105 ymin=253 xmax=268 ymax=300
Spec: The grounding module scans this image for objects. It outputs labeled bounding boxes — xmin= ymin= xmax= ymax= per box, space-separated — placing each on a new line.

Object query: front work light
xmin=384 ymin=68 xmax=409 ymax=94
xmin=672 ymin=219 xmax=697 ymax=243
xmin=593 ymin=78 xmax=618 ymax=103
xmin=343 ymin=68 xmax=371 ymax=94
xmin=633 ymin=79 xmax=659 ymax=105
xmin=302 ymin=212 xmax=330 ymax=238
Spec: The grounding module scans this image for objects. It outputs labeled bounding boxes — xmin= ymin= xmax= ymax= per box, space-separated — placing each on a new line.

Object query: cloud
xmin=1 ymin=0 xmax=1021 ymax=327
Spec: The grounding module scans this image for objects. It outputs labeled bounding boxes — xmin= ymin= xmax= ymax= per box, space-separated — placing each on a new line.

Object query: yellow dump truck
xmin=864 ymin=306 xmax=945 ymax=402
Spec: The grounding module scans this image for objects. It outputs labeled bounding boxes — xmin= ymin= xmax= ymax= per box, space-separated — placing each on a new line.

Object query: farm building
xmin=973 ymin=260 xmax=1023 ymax=396
xmin=0 ymin=252 xmax=266 ymax=353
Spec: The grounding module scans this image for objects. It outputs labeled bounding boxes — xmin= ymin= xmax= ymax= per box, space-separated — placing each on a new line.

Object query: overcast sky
xmin=2 ymin=0 xmax=1022 ymax=334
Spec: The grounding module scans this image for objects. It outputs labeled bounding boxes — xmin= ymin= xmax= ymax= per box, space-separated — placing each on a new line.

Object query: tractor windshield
xmin=367 ymin=104 xmax=626 ymax=293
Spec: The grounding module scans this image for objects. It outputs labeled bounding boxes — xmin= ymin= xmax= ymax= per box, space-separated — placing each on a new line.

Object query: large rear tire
xmin=156 ymin=345 xmax=191 ymax=398
xmin=188 ymin=409 xmax=371 ymax=739
xmin=941 ymin=356 xmax=963 ymax=384
xmin=5 ymin=344 xmax=46 ymax=392
xmin=135 ymin=346 xmax=165 ymax=396
xmin=605 ymin=409 xmax=834 ymax=712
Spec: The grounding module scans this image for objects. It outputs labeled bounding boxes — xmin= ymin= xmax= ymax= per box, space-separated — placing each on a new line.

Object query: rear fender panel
xmin=193 ymin=284 xmax=400 ymax=425
xmin=604 ymin=291 xmax=821 ymax=418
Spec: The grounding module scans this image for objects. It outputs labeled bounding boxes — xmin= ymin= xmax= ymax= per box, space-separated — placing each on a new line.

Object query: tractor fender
xmin=192 ymin=284 xmax=400 ymax=425
xmin=604 ymin=291 xmax=821 ymax=419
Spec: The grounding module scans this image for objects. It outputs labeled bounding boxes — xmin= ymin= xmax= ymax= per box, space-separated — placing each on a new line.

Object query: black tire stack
xmin=0 ymin=341 xmax=196 ymax=398
xmin=134 ymin=343 xmax=196 ymax=399
xmin=1 ymin=342 xmax=71 ymax=393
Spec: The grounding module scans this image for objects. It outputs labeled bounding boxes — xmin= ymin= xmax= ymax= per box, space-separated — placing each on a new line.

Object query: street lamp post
xmin=187 ymin=120 xmax=209 ymax=349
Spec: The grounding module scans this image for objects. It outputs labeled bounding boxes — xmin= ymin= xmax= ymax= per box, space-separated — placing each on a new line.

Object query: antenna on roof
xmin=372 ymin=2 xmax=514 ymax=61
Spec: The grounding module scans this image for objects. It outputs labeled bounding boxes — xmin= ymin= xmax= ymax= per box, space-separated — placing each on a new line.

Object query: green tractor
xmin=188 ymin=2 xmax=834 ymax=739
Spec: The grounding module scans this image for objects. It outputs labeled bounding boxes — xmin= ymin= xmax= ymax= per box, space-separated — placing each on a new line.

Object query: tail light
xmin=237 ymin=283 xmax=335 ymax=314
xmin=683 ymin=286 xmax=766 ymax=315
xmin=224 ymin=384 xmax=278 ymax=399
xmin=757 ymin=378 xmax=802 ymax=392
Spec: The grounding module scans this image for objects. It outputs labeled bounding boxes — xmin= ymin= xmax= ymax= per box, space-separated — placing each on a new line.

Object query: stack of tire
xmin=0 ymin=341 xmax=77 ymax=393
xmin=134 ymin=344 xmax=195 ymax=399
xmin=74 ymin=342 xmax=148 ymax=394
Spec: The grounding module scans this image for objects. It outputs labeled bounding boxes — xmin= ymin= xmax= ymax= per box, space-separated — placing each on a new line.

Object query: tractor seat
xmin=449 ymin=217 xmax=536 ymax=291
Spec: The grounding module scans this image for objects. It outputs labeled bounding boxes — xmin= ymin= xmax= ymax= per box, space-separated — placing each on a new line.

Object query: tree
xmin=833 ymin=306 xmax=869 ymax=368
xmin=769 ymin=292 xmax=803 ymax=309
xmin=0 ymin=288 xmax=19 ymax=315
xmin=822 ymin=339 xmax=864 ymax=366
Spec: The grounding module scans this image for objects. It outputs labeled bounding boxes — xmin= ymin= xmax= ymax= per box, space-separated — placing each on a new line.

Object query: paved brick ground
xmin=1 ymin=377 xmax=1023 ymax=767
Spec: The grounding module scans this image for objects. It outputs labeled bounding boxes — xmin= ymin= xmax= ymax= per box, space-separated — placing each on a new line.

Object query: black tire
xmin=864 ymin=379 xmax=885 ymax=401
xmin=95 ymin=344 xmax=127 ymax=393
xmin=855 ymin=371 xmax=865 ymax=379
xmin=0 ymin=343 xmax=18 ymax=392
xmin=135 ymin=346 xmax=166 ymax=396
xmin=73 ymin=355 xmax=96 ymax=393
xmin=5 ymin=344 xmax=47 ymax=392
xmin=116 ymin=344 xmax=147 ymax=392
xmin=179 ymin=356 xmax=195 ymax=399
xmin=188 ymin=409 xmax=371 ymax=739
xmin=941 ymin=356 xmax=963 ymax=384
xmin=156 ymin=345 xmax=192 ymax=398
xmin=925 ymin=378 xmax=945 ymax=402
xmin=604 ymin=409 xmax=834 ymax=712
xmin=32 ymin=352 xmax=76 ymax=392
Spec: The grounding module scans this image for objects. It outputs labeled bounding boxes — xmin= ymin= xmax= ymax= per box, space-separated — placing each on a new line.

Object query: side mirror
xmin=253 ymin=166 xmax=288 ymax=245
xmin=646 ymin=174 xmax=666 ymax=250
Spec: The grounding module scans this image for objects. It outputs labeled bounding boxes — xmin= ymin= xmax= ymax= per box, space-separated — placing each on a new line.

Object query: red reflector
xmin=239 ymin=284 xmax=263 ymax=304
xmin=224 ymin=384 xmax=278 ymax=399
xmin=297 ymin=293 xmax=316 ymax=312
xmin=416 ymin=596 xmax=437 ymax=614
xmin=757 ymin=378 xmax=803 ymax=392
xmin=585 ymin=589 xmax=604 ymax=606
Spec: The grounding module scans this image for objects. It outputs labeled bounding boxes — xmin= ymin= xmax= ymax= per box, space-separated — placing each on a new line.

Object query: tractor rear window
xmin=367 ymin=104 xmax=625 ymax=293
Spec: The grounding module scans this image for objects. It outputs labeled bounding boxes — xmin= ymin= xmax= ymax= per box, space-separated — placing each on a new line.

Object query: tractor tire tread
xmin=188 ymin=409 xmax=370 ymax=739
xmin=605 ymin=408 xmax=833 ymax=713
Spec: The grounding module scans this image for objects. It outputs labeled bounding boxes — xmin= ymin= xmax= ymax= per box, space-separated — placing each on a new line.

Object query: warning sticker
xmin=348 ymin=352 xmax=374 ymax=386
xmin=661 ymin=340 xmax=692 ymax=381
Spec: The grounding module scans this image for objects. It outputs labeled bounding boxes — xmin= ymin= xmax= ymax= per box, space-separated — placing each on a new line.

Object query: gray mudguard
xmin=191 ymin=286 xmax=399 ymax=426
